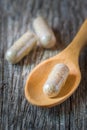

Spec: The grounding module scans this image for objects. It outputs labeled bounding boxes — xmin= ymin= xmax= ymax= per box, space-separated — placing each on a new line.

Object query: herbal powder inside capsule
xmin=43 ymin=63 xmax=69 ymax=98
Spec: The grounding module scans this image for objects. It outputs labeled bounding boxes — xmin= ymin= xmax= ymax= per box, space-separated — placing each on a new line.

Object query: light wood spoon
xmin=25 ymin=20 xmax=87 ymax=107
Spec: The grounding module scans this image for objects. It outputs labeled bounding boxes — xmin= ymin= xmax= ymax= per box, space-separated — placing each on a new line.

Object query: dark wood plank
xmin=0 ymin=0 xmax=87 ymax=130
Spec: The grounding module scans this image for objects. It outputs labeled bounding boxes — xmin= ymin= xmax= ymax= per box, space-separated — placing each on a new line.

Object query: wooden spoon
xmin=25 ymin=20 xmax=87 ymax=107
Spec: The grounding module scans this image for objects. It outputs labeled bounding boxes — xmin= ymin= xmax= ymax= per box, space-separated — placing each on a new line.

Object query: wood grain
xmin=0 ymin=0 xmax=87 ymax=129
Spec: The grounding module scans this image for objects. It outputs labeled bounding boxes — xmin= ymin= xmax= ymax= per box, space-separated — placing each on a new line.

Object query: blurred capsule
xmin=33 ymin=16 xmax=56 ymax=48
xmin=43 ymin=63 xmax=69 ymax=98
xmin=5 ymin=31 xmax=38 ymax=64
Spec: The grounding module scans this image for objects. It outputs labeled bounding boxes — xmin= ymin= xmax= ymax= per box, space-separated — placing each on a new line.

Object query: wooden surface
xmin=0 ymin=0 xmax=87 ymax=129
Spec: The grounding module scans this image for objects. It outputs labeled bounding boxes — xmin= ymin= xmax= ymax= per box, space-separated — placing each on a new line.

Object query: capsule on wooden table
xmin=43 ymin=63 xmax=69 ymax=98
xmin=33 ymin=16 xmax=56 ymax=48
xmin=5 ymin=31 xmax=38 ymax=64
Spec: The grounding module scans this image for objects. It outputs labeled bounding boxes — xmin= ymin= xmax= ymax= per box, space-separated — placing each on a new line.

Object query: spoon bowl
xmin=25 ymin=56 xmax=81 ymax=107
xmin=25 ymin=20 xmax=87 ymax=107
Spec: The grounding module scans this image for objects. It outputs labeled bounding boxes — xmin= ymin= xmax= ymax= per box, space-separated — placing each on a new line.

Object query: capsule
xmin=33 ymin=16 xmax=56 ymax=48
xmin=43 ymin=63 xmax=69 ymax=98
xmin=5 ymin=31 xmax=38 ymax=64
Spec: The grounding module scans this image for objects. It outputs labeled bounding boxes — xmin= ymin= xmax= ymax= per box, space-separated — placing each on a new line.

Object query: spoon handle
xmin=66 ymin=20 xmax=87 ymax=58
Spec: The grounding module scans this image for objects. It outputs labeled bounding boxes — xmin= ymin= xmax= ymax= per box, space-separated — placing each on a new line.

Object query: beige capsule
xmin=43 ymin=63 xmax=69 ymax=98
xmin=5 ymin=31 xmax=38 ymax=64
xmin=33 ymin=16 xmax=56 ymax=48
